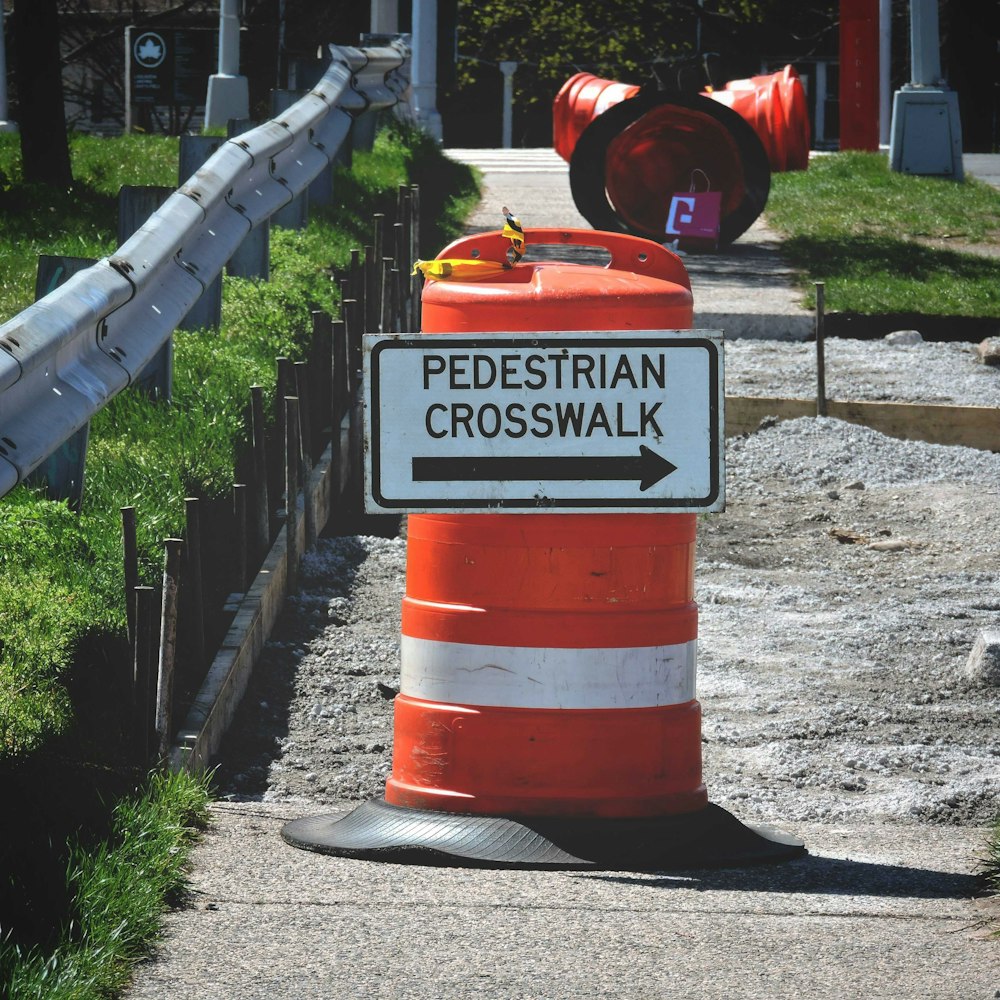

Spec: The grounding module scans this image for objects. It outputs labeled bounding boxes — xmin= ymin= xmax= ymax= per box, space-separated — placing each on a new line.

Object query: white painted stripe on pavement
xmin=445 ymin=148 xmax=568 ymax=172
xmin=400 ymin=636 xmax=697 ymax=709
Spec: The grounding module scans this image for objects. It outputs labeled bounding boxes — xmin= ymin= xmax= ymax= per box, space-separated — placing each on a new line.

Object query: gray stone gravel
xmin=726 ymin=336 xmax=1000 ymax=404
xmin=215 ymin=345 xmax=1000 ymax=833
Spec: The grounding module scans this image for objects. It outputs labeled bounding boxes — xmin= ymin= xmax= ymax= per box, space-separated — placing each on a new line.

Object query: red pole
xmin=840 ymin=0 xmax=881 ymax=150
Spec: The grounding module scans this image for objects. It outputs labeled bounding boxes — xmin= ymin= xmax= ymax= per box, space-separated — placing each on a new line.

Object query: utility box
xmin=889 ymin=87 xmax=964 ymax=180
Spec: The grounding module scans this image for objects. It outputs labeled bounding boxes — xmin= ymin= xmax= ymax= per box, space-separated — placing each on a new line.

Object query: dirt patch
xmin=214 ymin=402 xmax=1000 ymax=836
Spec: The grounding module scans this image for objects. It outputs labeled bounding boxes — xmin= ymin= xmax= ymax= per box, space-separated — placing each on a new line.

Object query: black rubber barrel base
xmin=281 ymin=800 xmax=805 ymax=870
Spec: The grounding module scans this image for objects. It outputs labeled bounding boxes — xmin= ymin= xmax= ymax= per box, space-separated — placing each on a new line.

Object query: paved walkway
xmin=124 ymin=150 xmax=1000 ymax=1000
xmin=449 ymin=147 xmax=815 ymax=340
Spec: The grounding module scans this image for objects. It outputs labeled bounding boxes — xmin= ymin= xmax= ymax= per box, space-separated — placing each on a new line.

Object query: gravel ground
xmin=214 ymin=340 xmax=1000 ymax=833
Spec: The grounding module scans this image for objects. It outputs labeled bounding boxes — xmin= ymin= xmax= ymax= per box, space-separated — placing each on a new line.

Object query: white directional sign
xmin=363 ymin=330 xmax=725 ymax=513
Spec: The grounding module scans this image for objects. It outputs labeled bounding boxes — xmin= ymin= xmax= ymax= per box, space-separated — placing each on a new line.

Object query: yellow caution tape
xmin=411 ymin=209 xmax=528 ymax=280
xmin=502 ymin=208 xmax=526 ymax=266
xmin=502 ymin=219 xmax=525 ymax=246
xmin=411 ymin=258 xmax=512 ymax=281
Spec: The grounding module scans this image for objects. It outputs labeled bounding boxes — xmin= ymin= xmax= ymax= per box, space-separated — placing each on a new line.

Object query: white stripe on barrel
xmin=400 ymin=636 xmax=697 ymax=709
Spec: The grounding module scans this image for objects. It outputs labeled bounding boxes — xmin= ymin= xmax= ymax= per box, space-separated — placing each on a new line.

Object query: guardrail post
xmin=178 ymin=136 xmax=225 ymax=331
xmin=352 ymin=110 xmax=379 ymax=152
xmin=270 ymin=90 xmax=311 ymax=230
xmin=226 ymin=118 xmax=271 ymax=280
xmin=119 ymin=186 xmax=175 ymax=400
xmin=25 ymin=255 xmax=97 ymax=509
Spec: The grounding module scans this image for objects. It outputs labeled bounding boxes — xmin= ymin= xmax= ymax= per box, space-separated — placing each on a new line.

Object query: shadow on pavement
xmin=581 ymin=853 xmax=979 ymax=900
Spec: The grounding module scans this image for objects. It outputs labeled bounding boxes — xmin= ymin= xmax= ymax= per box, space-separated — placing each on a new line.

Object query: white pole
xmin=910 ymin=0 xmax=942 ymax=86
xmin=879 ymin=0 xmax=891 ymax=146
xmin=205 ymin=0 xmax=250 ymax=128
xmin=0 ymin=3 xmax=16 ymax=133
xmin=371 ymin=0 xmax=399 ymax=34
xmin=412 ymin=0 xmax=443 ymax=141
xmin=218 ymin=0 xmax=240 ymax=76
xmin=500 ymin=61 xmax=517 ymax=148
xmin=814 ymin=61 xmax=827 ymax=147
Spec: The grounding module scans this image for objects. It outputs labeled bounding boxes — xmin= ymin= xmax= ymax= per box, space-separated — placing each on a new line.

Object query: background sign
xmin=127 ymin=26 xmax=216 ymax=107
xmin=364 ymin=330 xmax=725 ymax=513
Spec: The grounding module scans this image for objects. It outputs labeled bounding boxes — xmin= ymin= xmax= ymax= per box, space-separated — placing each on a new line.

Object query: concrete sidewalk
xmin=124 ymin=150 xmax=1000 ymax=1000
xmin=127 ymin=802 xmax=998 ymax=999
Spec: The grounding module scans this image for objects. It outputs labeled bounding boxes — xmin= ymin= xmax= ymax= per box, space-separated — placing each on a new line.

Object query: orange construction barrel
xmin=705 ymin=65 xmax=811 ymax=172
xmin=553 ymin=72 xmax=639 ymax=162
xmin=282 ymin=231 xmax=804 ymax=868
xmin=565 ymin=87 xmax=771 ymax=248
xmin=392 ymin=230 xmax=701 ymax=819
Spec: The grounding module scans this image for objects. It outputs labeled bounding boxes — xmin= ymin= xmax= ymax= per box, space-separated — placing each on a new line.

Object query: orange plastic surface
xmin=386 ymin=696 xmax=707 ymax=819
xmin=385 ymin=232 xmax=704 ymax=819
xmin=602 ymin=104 xmax=747 ymax=236
xmin=706 ymin=65 xmax=810 ymax=172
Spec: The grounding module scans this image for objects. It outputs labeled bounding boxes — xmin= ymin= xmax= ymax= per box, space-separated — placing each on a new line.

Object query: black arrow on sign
xmin=412 ymin=445 xmax=678 ymax=492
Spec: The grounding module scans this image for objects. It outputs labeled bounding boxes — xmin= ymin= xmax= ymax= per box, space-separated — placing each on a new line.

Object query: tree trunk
xmin=13 ymin=0 xmax=72 ymax=187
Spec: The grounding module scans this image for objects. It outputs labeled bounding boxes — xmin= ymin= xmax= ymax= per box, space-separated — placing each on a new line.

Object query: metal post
xmin=815 ymin=61 xmax=828 ymax=147
xmin=371 ymin=0 xmax=399 ymax=33
xmin=205 ymin=0 xmax=250 ymax=127
xmin=233 ymin=482 xmax=248 ymax=594
xmin=250 ymin=385 xmax=270 ymax=556
xmin=155 ymin=538 xmax=183 ymax=758
xmin=500 ymin=61 xmax=517 ymax=148
xmin=412 ymin=0 xmax=443 ymax=140
xmin=331 ymin=319 xmax=347 ymax=494
xmin=815 ymin=282 xmax=827 ymax=418
xmin=184 ymin=497 xmax=206 ymax=670
xmin=133 ymin=585 xmax=156 ymax=760
xmin=122 ymin=506 xmax=139 ymax=649
xmin=879 ymin=0 xmax=892 ymax=147
xmin=284 ymin=396 xmax=300 ymax=594
xmin=294 ymin=361 xmax=316 ymax=548
xmin=910 ymin=0 xmax=942 ymax=86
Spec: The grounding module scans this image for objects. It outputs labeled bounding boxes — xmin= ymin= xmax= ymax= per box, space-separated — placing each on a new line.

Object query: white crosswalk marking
xmin=444 ymin=148 xmax=568 ymax=173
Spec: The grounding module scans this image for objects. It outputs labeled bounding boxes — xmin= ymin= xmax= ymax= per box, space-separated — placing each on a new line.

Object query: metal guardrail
xmin=0 ymin=41 xmax=409 ymax=499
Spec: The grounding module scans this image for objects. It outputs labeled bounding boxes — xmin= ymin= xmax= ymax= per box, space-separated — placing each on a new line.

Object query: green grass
xmin=0 ymin=769 xmax=210 ymax=1000
xmin=0 ymin=134 xmax=181 ymax=319
xmin=765 ymin=151 xmax=1000 ymax=316
xmin=0 ymin=120 xmax=478 ymax=761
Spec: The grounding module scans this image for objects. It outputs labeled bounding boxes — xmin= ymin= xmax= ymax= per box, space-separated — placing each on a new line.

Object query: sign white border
xmin=364 ymin=330 xmax=725 ymax=514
